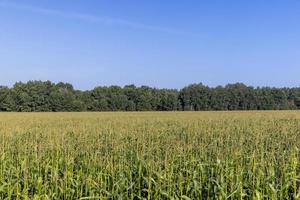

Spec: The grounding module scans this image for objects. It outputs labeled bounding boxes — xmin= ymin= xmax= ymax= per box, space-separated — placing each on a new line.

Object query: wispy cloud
xmin=0 ymin=1 xmax=194 ymax=36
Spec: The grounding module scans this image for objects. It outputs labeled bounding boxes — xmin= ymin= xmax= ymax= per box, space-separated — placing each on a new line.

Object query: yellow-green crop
xmin=0 ymin=111 xmax=299 ymax=199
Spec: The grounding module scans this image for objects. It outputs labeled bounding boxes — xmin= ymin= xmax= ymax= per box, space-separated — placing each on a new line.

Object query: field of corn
xmin=0 ymin=111 xmax=300 ymax=199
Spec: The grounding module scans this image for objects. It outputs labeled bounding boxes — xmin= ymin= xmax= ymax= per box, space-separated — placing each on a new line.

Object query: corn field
xmin=0 ymin=111 xmax=300 ymax=199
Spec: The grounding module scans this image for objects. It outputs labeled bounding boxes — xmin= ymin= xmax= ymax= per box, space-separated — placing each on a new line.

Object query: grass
xmin=0 ymin=111 xmax=299 ymax=199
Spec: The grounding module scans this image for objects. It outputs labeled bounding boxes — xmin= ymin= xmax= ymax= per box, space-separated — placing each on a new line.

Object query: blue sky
xmin=0 ymin=0 xmax=300 ymax=90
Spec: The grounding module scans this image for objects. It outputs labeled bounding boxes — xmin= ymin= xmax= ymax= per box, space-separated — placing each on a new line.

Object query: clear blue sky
xmin=0 ymin=0 xmax=299 ymax=90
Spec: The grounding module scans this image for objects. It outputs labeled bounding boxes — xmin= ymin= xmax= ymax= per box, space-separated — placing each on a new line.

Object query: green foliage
xmin=0 ymin=81 xmax=300 ymax=111
xmin=0 ymin=86 xmax=13 ymax=111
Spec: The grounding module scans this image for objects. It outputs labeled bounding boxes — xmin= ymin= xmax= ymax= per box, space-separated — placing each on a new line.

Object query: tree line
xmin=0 ymin=81 xmax=300 ymax=112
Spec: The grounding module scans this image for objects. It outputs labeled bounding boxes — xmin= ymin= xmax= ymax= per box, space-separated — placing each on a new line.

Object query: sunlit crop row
xmin=0 ymin=111 xmax=299 ymax=199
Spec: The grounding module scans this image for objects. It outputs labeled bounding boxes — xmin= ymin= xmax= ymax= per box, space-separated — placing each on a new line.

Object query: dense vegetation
xmin=1 ymin=81 xmax=300 ymax=111
xmin=0 ymin=112 xmax=299 ymax=199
